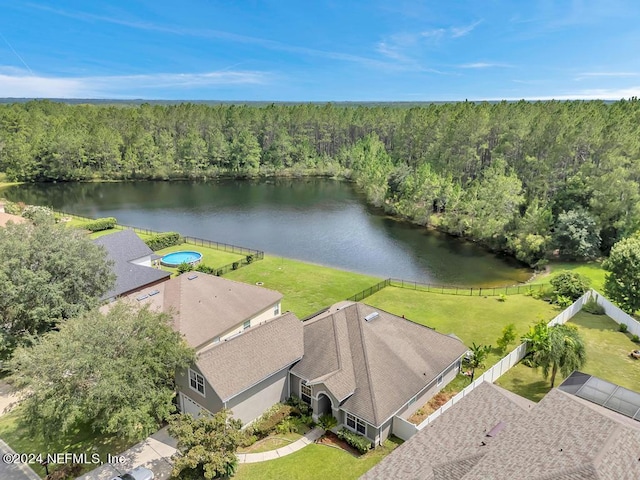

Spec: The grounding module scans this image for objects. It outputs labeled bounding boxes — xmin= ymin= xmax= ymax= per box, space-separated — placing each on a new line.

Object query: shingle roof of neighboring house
xmin=129 ymin=272 xmax=283 ymax=350
xmin=291 ymin=301 xmax=468 ymax=427
xmin=196 ymin=312 xmax=303 ymax=402
xmin=94 ymin=229 xmax=170 ymax=299
xmin=0 ymin=212 xmax=28 ymax=227
xmin=363 ymin=381 xmax=640 ymax=480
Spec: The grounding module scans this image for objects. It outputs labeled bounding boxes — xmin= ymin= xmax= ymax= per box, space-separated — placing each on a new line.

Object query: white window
xmin=408 ymin=395 xmax=418 ymax=406
xmin=437 ymin=374 xmax=443 ymax=387
xmin=243 ymin=320 xmax=251 ymax=330
xmin=346 ymin=413 xmax=367 ymax=435
xmin=274 ymin=305 xmax=280 ymax=315
xmin=213 ymin=336 xmax=220 ymax=344
xmin=300 ymin=381 xmax=312 ymax=404
xmin=189 ymin=369 xmax=205 ymax=396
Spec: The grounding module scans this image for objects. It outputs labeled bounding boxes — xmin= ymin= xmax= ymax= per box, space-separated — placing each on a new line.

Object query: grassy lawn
xmin=531 ymin=261 xmax=607 ymax=292
xmin=365 ymin=286 xmax=560 ymax=368
xmin=496 ymin=311 xmax=640 ymax=402
xmin=223 ymin=255 xmax=381 ymax=318
xmin=0 ymin=407 xmax=134 ymax=478
xmin=235 ymin=438 xmax=401 ymax=480
xmin=238 ymin=432 xmax=303 ymax=454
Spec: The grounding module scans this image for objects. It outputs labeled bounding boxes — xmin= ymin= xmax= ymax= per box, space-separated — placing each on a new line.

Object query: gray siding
xmin=378 ymin=417 xmax=393 ymax=445
xmin=176 ymin=364 xmax=224 ymax=415
xmin=228 ymin=367 xmax=289 ymax=425
xmin=289 ymin=372 xmax=303 ymax=398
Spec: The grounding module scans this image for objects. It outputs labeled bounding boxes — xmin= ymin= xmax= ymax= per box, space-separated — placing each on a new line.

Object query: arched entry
xmin=317 ymin=393 xmax=333 ymax=416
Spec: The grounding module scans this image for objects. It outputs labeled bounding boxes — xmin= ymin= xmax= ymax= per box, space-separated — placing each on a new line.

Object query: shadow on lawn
xmin=506 ymin=376 xmax=550 ymax=403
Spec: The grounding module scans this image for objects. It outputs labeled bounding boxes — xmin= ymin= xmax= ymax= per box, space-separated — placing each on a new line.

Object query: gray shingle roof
xmin=196 ymin=312 xmax=303 ymax=402
xmin=291 ymin=302 xmax=468 ymax=427
xmin=128 ymin=272 xmax=283 ymax=350
xmin=94 ymin=230 xmax=170 ymax=299
xmin=363 ymin=381 xmax=640 ymax=480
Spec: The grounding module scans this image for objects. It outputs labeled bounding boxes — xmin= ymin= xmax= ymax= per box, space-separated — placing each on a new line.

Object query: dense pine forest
xmin=1 ymin=99 xmax=639 ymax=266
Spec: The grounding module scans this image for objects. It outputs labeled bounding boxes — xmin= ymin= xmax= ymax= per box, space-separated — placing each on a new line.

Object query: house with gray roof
xmin=94 ymin=229 xmax=170 ymax=300
xmin=364 ymin=377 xmax=640 ymax=480
xmin=126 ymin=273 xmax=303 ymax=426
xmin=290 ymin=301 xmax=468 ymax=446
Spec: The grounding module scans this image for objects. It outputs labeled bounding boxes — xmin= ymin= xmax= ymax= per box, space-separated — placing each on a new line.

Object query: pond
xmin=2 ymin=178 xmax=531 ymax=286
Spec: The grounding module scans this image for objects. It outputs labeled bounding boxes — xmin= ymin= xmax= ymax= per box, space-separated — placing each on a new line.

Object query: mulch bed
xmin=315 ymin=431 xmax=361 ymax=457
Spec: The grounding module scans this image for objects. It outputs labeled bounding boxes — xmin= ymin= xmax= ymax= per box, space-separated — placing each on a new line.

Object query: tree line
xmin=1 ymin=99 xmax=640 ymax=265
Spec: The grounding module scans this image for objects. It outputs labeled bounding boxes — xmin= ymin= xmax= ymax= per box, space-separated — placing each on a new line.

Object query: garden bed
xmin=408 ymin=391 xmax=457 ymax=424
xmin=316 ymin=431 xmax=361 ymax=457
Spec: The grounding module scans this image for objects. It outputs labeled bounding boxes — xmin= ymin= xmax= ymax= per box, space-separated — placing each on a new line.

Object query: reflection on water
xmin=2 ymin=179 xmax=531 ymax=286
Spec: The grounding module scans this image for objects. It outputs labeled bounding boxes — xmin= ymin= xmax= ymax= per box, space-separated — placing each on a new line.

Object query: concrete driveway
xmin=76 ymin=428 xmax=177 ymax=480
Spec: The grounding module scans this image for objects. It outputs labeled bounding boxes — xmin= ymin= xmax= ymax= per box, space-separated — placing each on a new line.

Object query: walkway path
xmin=237 ymin=427 xmax=325 ymax=464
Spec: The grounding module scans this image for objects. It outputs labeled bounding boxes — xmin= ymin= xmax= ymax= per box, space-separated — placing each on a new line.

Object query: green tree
xmin=496 ymin=323 xmax=518 ymax=353
xmin=0 ymin=222 xmax=115 ymax=358
xmin=553 ymin=209 xmax=601 ymax=260
xmin=466 ymin=342 xmax=492 ymax=382
xmin=168 ymin=409 xmax=243 ymax=480
xmin=603 ymin=234 xmax=640 ymax=314
xmin=9 ymin=303 xmax=194 ymax=441
xmin=527 ymin=324 xmax=586 ymax=388
xmin=550 ymin=271 xmax=591 ymax=302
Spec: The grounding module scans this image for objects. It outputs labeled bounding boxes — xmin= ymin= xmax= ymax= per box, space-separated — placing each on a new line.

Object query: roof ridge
xmin=356 ymin=304 xmax=379 ymax=425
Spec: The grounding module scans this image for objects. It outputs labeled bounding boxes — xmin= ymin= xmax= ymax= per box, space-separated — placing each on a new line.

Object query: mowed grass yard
xmin=365 ymin=286 xmax=561 ymax=369
xmin=223 ymin=255 xmax=381 ymax=318
xmin=155 ymin=243 xmax=246 ymax=275
xmin=532 ymin=261 xmax=607 ymax=292
xmin=235 ymin=439 xmax=401 ymax=480
xmin=0 ymin=406 xmax=133 ymax=478
xmin=496 ymin=311 xmax=640 ymax=402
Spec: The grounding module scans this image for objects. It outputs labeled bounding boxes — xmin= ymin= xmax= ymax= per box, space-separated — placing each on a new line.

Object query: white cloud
xmin=458 ymin=62 xmax=509 ymax=69
xmin=575 ymin=72 xmax=640 ymax=80
xmin=0 ymin=68 xmax=270 ymax=98
xmin=513 ymin=86 xmax=640 ymax=101
xmin=450 ymin=20 xmax=483 ymax=38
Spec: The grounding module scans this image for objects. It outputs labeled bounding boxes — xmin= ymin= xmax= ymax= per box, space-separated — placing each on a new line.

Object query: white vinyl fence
xmin=399 ymin=291 xmax=593 ymax=436
xmin=589 ymin=290 xmax=640 ymax=336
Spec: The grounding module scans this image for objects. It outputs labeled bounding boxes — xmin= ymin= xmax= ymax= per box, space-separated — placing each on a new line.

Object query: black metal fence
xmin=389 ymin=278 xmax=548 ymax=297
xmin=346 ymin=279 xmax=392 ymax=301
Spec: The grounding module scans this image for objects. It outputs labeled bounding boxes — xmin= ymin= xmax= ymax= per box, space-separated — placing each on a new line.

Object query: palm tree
xmin=528 ymin=324 xmax=586 ymax=388
xmin=466 ymin=342 xmax=491 ymax=382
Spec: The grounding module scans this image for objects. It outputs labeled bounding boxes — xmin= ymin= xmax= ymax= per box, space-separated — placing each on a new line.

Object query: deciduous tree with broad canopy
xmin=168 ymin=409 xmax=244 ymax=480
xmin=603 ymin=234 xmax=640 ymax=315
xmin=0 ymin=221 xmax=115 ymax=359
xmin=8 ymin=303 xmax=194 ymax=441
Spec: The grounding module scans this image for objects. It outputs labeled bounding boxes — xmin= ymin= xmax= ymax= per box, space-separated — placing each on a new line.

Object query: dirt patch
xmin=316 ymin=431 xmax=361 ymax=457
xmin=408 ymin=391 xmax=457 ymax=424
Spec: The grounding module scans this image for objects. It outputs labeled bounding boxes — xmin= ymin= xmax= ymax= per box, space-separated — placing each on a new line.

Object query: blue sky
xmin=1 ymin=1 xmax=639 ymax=100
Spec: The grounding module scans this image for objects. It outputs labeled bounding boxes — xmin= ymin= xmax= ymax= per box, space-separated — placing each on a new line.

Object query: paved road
xmin=0 ymin=439 xmax=41 ymax=480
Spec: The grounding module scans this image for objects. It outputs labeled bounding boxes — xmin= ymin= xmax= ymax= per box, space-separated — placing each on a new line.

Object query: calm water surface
xmin=3 ymin=179 xmax=531 ymax=286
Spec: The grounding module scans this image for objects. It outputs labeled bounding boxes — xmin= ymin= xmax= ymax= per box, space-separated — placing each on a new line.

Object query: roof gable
xmin=292 ymin=302 xmax=468 ymax=426
xmin=196 ymin=312 xmax=303 ymax=401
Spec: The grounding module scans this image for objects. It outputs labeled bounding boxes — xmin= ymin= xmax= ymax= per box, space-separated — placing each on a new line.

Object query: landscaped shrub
xmin=555 ymin=294 xmax=573 ymax=308
xmin=276 ymin=418 xmax=296 ymax=434
xmin=318 ymin=414 xmax=337 ymax=430
xmin=250 ymin=404 xmax=293 ymax=438
xmin=582 ymin=298 xmax=605 ymax=315
xmin=21 ymin=205 xmax=54 ymax=225
xmin=2 ymin=200 xmax=22 ymax=215
xmin=195 ymin=264 xmax=215 ymax=274
xmin=337 ymin=428 xmax=372 ymax=454
xmin=144 ymin=232 xmax=183 ymax=251
xmin=497 ymin=293 xmax=507 ymax=302
xmin=80 ymin=216 xmax=117 ymax=232
xmin=286 ymin=395 xmax=312 ymax=416
xmin=232 ymin=261 xmax=240 ymax=270
xmin=45 ymin=463 xmax=83 ymax=480
xmin=238 ymin=433 xmax=258 ymax=448
xmin=619 ymin=323 xmax=629 ymax=333
xmin=631 ymin=334 xmax=640 ymax=343
xmin=246 ymin=254 xmax=254 ymax=264
xmin=291 ymin=415 xmax=314 ymax=433
xmin=177 ymin=262 xmax=193 ymax=275
xmin=550 ymin=271 xmax=591 ymax=301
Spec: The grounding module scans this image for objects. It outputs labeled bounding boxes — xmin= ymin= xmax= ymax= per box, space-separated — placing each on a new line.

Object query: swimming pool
xmin=160 ymin=251 xmax=203 ymax=267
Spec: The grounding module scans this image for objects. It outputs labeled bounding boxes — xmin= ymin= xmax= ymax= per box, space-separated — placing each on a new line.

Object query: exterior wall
xmin=175 ymin=364 xmax=224 ymax=415
xmin=289 ymin=372 xmax=303 ymax=398
xmin=227 ymin=366 xmax=290 ymax=426
xmin=131 ymin=255 xmax=153 ymax=267
xmin=119 ymin=276 xmax=169 ymax=300
xmin=208 ymin=301 xmax=282 ymax=345
xmin=377 ymin=417 xmax=393 ymax=445
xmin=397 ymin=359 xmax=461 ymax=420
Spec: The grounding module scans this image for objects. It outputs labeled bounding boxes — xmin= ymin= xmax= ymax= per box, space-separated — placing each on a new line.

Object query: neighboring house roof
xmin=291 ymin=301 xmax=468 ymax=427
xmin=0 ymin=212 xmax=28 ymax=227
xmin=196 ymin=312 xmax=304 ymax=402
xmin=364 ymin=380 xmax=640 ymax=480
xmin=94 ymin=229 xmax=170 ymax=299
xmin=128 ymin=272 xmax=283 ymax=350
